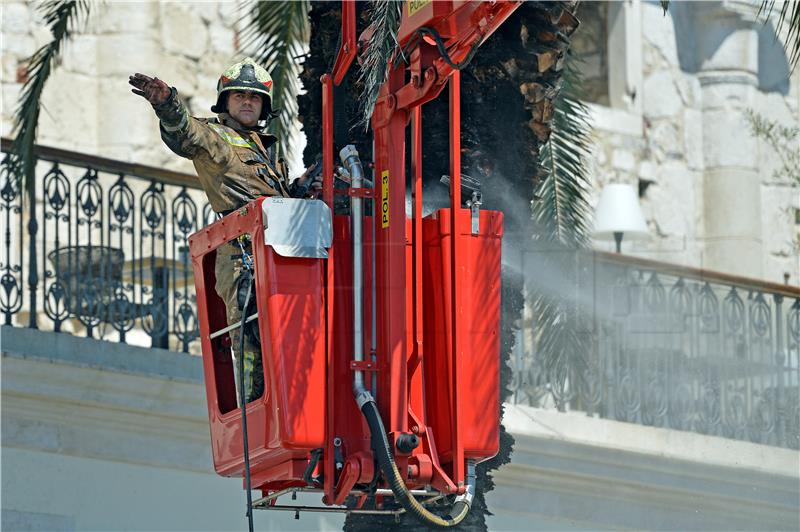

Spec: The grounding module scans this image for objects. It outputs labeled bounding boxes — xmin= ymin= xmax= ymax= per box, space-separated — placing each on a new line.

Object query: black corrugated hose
xmin=359 ymin=400 xmax=471 ymax=528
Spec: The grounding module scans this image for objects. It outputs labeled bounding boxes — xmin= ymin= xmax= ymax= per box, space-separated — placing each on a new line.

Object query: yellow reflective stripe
xmin=208 ymin=123 xmax=251 ymax=148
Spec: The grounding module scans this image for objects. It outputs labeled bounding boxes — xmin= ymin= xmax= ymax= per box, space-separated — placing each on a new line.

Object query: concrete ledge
xmin=503 ymin=403 xmax=799 ymax=479
xmin=0 ymin=325 xmax=203 ymax=383
xmin=2 ymin=346 xmax=210 ymax=472
xmin=490 ymin=404 xmax=800 ymax=531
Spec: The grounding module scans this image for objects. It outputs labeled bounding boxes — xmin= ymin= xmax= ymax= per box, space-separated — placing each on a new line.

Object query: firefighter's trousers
xmin=214 ymin=242 xmax=264 ymax=404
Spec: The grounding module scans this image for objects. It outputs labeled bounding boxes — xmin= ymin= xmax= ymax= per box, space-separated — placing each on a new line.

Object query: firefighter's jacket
xmin=153 ymin=88 xmax=290 ymax=213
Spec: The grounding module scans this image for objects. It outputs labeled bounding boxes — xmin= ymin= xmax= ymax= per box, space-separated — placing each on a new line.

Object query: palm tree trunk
xmin=297 ymin=2 xmax=578 ymax=529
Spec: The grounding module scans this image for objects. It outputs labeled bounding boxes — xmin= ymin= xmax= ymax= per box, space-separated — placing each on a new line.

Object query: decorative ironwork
xmin=3 ymin=139 xmax=798 ymax=450
xmin=140 ymin=181 xmax=169 ymax=347
xmin=1 ymin=141 xmax=210 ymax=353
xmin=42 ymin=163 xmax=71 ymax=330
xmin=512 ymin=252 xmax=800 ymax=450
xmin=0 ymin=155 xmax=22 ymax=324
xmin=172 ymin=188 xmax=198 ymax=353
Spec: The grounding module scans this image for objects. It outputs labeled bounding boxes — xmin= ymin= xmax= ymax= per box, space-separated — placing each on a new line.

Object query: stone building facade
xmin=576 ymin=0 xmax=799 ymax=283
xmin=2 ymin=1 xmax=247 ymax=172
xmin=2 ymin=2 xmax=799 ymax=531
xmin=2 ymin=0 xmax=797 ymax=282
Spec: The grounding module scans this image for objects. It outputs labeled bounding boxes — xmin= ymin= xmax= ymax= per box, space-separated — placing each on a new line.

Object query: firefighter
xmin=129 ymin=57 xmax=319 ymax=404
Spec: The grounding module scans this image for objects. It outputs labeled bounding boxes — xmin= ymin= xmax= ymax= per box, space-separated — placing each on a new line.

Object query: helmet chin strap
xmin=216 ymin=112 xmax=269 ymax=134
xmin=248 ymin=121 xmax=268 ymax=133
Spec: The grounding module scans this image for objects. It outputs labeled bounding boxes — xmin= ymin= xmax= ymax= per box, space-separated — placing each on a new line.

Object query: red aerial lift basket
xmin=189 ymin=199 xmax=503 ymax=492
xmin=188 ymin=0 xmax=518 ymax=522
xmin=189 ymin=197 xmax=329 ymax=485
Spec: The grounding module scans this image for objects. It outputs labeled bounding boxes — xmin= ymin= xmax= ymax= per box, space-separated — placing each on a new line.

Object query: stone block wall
xmin=582 ymin=1 xmax=798 ymax=283
xmin=1 ymin=1 xmax=244 ymax=174
xmin=3 ymin=1 xmax=798 ymax=283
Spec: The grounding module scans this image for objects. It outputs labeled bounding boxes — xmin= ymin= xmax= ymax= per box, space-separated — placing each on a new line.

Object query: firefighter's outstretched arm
xmin=129 ymin=73 xmax=230 ymax=161
xmin=129 ymin=73 xmax=188 ymax=133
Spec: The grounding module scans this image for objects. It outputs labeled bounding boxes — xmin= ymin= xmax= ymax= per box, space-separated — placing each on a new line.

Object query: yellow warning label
xmin=408 ymin=0 xmax=432 ymax=17
xmin=381 ymin=170 xmax=390 ymax=229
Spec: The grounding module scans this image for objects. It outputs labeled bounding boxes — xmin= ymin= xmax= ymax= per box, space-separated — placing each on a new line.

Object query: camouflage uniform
xmin=150 ymin=60 xmax=291 ymax=403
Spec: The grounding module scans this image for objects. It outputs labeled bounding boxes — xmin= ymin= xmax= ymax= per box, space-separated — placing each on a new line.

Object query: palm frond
xmin=356 ymin=0 xmax=403 ymax=130
xmin=533 ymin=62 xmax=593 ymax=248
xmin=529 ymin=60 xmax=594 ymax=399
xmin=239 ymin=0 xmax=311 ymax=162
xmin=10 ymin=0 xmax=90 ymax=193
xmin=760 ymin=0 xmax=800 ymax=69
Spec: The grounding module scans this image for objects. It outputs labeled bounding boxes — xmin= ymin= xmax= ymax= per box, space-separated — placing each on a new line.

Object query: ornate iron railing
xmin=1 ymin=138 xmax=215 ymax=352
xmin=512 ymin=250 xmax=800 ymax=449
xmin=4 ymin=140 xmax=798 ymax=448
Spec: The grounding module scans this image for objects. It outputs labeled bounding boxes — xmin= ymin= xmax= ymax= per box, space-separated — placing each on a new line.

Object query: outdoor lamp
xmin=593 ymin=183 xmax=648 ymax=253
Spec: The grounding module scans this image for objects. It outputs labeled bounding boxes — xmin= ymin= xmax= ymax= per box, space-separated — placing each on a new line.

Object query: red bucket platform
xmin=189 ymin=196 xmax=502 ymax=502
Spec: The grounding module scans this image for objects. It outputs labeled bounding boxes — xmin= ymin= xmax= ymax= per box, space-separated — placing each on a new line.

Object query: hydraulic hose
xmin=360 ymin=400 xmax=474 ymax=528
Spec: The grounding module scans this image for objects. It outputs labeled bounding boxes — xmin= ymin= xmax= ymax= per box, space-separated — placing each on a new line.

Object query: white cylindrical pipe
xmin=339 ymin=145 xmax=370 ymax=406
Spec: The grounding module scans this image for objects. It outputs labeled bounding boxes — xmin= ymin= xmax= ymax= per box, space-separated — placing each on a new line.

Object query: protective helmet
xmin=210 ymin=57 xmax=274 ymax=121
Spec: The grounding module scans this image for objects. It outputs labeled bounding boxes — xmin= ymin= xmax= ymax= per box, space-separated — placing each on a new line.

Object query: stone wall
xmin=582 ymin=0 xmax=799 ymax=283
xmin=571 ymin=2 xmax=610 ymax=106
xmin=487 ymin=405 xmax=799 ymax=531
xmin=2 ymin=1 xmax=243 ymax=174
xmin=3 ymin=1 xmax=798 ymax=282
xmin=1 ymin=326 xmax=345 ymax=531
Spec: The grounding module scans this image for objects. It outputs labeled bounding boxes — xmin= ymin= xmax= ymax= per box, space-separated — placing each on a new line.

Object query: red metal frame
xmin=409 ymin=105 xmax=424 ymax=456
xmin=331 ymin=0 xmax=356 ymax=86
xmin=366 ymin=1 xmax=517 ymax=495
xmin=448 ymin=70 xmax=465 ymax=484
xmin=320 ymin=73 xmax=338 ymax=503
xmin=190 ymin=0 xmax=518 ymax=510
xmin=189 ymin=200 xmax=326 ymax=485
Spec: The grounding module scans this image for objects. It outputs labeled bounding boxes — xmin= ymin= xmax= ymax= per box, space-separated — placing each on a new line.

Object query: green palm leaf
xmin=357 ymin=0 xmax=403 ymax=130
xmin=10 ymin=0 xmax=90 ymax=193
xmin=529 ymin=61 xmax=594 ymax=400
xmin=239 ymin=1 xmax=311 ymax=162
xmin=760 ymin=0 xmax=800 ymax=68
xmin=534 ymin=62 xmax=593 ymax=247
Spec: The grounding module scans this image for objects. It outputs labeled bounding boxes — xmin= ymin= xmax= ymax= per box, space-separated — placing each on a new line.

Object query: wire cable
xmin=395 ymin=26 xmax=483 ymax=70
xmin=419 ymin=26 xmax=481 ymax=70
xmin=237 ymin=270 xmax=255 ymax=532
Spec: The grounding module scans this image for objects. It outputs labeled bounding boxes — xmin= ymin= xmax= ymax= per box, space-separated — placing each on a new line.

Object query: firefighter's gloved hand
xmin=308 ymin=173 xmax=323 ymax=195
xmin=290 ymin=162 xmax=322 ymax=198
xmin=129 ymin=73 xmax=171 ymax=106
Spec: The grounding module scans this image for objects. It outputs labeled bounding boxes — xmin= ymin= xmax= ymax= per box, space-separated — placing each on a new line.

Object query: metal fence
xmin=1 ymin=138 xmax=214 ymax=352
xmin=4 ymin=140 xmax=798 ymax=448
xmin=511 ymin=250 xmax=800 ymax=449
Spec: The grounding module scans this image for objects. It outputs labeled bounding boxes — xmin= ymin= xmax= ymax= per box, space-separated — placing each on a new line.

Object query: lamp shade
xmin=593 ymin=184 xmax=648 ymax=240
